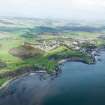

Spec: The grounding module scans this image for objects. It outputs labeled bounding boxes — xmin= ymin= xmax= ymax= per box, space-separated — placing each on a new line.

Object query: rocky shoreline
xmin=0 ymin=45 xmax=105 ymax=89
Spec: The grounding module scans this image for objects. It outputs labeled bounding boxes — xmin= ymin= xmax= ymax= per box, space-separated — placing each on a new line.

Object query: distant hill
xmin=0 ymin=17 xmax=105 ymax=38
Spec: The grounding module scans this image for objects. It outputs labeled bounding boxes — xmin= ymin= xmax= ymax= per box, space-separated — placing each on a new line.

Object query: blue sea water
xmin=0 ymin=52 xmax=105 ymax=105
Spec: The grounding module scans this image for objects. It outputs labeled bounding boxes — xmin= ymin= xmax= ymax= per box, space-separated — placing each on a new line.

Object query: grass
xmin=0 ymin=78 xmax=8 ymax=86
xmin=47 ymin=46 xmax=93 ymax=64
xmin=0 ymin=35 xmax=58 ymax=75
xmin=0 ymin=21 xmax=105 ymax=87
xmin=0 ymin=31 xmax=104 ymax=86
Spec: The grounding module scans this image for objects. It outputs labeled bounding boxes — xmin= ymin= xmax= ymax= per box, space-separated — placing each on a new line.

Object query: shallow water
xmin=0 ymin=52 xmax=105 ymax=105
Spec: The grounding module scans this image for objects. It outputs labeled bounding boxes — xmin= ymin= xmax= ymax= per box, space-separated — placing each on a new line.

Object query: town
xmin=23 ymin=37 xmax=97 ymax=54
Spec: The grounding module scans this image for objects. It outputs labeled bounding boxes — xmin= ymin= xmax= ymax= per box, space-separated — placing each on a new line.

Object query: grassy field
xmin=0 ymin=24 xmax=105 ymax=86
xmin=0 ymin=33 xmax=96 ymax=86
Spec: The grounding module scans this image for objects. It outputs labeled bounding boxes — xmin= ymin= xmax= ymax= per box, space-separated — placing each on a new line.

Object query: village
xmin=23 ymin=37 xmax=96 ymax=53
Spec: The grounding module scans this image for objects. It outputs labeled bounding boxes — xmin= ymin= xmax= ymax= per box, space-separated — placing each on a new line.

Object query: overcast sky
xmin=0 ymin=0 xmax=105 ymax=21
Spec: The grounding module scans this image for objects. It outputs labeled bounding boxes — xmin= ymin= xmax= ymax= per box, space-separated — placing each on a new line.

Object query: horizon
xmin=0 ymin=0 xmax=105 ymax=22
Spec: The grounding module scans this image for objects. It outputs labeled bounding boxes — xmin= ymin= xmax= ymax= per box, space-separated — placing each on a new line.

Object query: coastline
xmin=58 ymin=57 xmax=93 ymax=64
xmin=0 ymin=58 xmax=95 ymax=89
xmin=0 ymin=46 xmax=104 ymax=89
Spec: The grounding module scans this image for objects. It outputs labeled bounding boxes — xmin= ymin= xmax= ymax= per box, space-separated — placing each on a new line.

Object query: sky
xmin=0 ymin=0 xmax=105 ymax=21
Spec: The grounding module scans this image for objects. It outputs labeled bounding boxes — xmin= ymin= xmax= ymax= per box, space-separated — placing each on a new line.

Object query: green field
xmin=0 ymin=34 xmax=97 ymax=86
xmin=0 ymin=18 xmax=105 ymax=86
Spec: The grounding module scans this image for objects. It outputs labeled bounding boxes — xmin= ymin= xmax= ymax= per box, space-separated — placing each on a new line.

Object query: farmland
xmin=0 ymin=18 xmax=105 ymax=86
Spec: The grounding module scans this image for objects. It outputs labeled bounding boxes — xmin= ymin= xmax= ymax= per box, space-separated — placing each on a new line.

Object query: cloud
xmin=0 ymin=0 xmax=105 ymax=20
